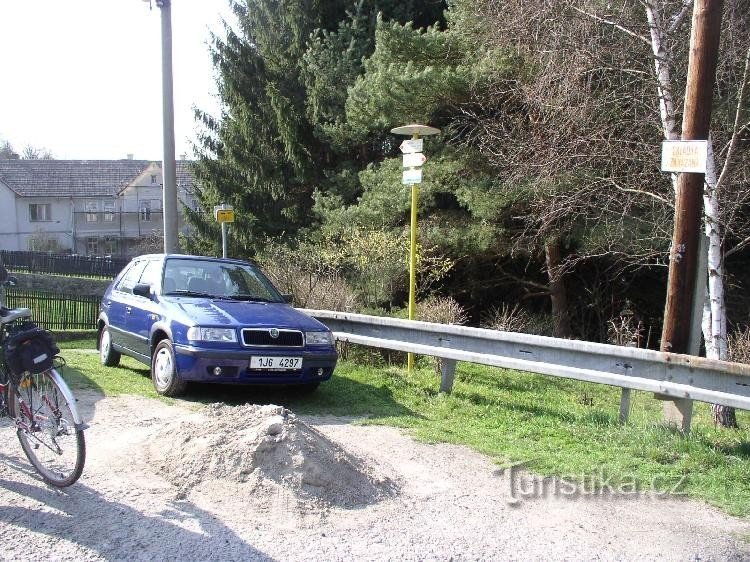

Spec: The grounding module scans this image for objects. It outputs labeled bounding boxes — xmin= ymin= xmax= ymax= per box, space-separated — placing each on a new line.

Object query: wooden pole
xmin=660 ymin=0 xmax=724 ymax=431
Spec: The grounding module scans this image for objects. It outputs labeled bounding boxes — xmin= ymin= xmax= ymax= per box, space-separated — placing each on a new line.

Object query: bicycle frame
xmin=0 ymin=309 xmax=84 ymax=440
xmin=0 ymin=274 xmax=86 ymax=487
xmin=4 ymin=369 xmax=85 ymax=454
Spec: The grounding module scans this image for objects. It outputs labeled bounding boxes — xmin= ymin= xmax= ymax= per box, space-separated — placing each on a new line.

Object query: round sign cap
xmin=390 ymin=124 xmax=441 ymax=136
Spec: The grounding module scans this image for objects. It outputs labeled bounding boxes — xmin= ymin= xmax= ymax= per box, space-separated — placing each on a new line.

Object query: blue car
xmin=97 ymin=254 xmax=337 ymax=396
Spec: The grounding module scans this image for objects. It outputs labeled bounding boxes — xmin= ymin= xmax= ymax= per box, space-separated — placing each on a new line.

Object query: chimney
xmin=126 ymin=153 xmax=134 ymax=160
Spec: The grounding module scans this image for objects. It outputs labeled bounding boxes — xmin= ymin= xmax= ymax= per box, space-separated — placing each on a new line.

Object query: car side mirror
xmin=282 ymin=294 xmax=294 ymax=304
xmin=133 ymin=283 xmax=152 ymax=298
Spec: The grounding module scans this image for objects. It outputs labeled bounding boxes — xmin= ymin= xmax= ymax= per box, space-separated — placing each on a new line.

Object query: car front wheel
xmin=151 ymin=340 xmax=187 ymax=397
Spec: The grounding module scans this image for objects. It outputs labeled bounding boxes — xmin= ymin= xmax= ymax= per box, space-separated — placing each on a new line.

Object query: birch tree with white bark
xmin=577 ymin=0 xmax=749 ymax=427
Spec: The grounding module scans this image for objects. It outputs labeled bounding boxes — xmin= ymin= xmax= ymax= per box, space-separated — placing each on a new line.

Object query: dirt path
xmin=0 ymin=391 xmax=748 ymax=561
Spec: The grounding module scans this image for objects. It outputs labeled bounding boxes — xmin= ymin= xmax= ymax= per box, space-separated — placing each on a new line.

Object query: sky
xmin=0 ymin=1 xmax=234 ymax=160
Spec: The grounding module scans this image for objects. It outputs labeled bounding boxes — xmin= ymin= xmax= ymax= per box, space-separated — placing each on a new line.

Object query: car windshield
xmin=161 ymin=258 xmax=284 ymax=303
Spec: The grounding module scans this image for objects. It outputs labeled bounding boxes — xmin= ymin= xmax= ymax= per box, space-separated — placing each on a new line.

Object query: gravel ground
xmin=0 ymin=390 xmax=748 ymax=561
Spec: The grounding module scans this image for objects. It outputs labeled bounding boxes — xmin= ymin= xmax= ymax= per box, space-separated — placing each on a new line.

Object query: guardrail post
xmin=619 ymin=388 xmax=631 ymax=424
xmin=440 ymin=359 xmax=457 ymax=393
xmin=662 ymin=398 xmax=693 ymax=432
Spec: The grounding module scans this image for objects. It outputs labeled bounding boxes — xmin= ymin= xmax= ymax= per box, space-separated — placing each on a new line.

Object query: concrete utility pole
xmin=144 ymin=0 xmax=180 ymax=254
xmin=660 ymin=0 xmax=724 ymax=430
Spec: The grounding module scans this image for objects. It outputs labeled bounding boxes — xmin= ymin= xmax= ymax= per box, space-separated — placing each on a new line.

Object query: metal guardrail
xmin=305 ymin=309 xmax=750 ymax=413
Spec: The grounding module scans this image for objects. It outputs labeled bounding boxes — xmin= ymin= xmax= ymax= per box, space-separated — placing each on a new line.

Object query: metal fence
xmin=1 ymin=250 xmax=129 ymax=279
xmin=5 ymin=288 xmax=99 ymax=330
xmin=305 ymin=309 xmax=750 ymax=428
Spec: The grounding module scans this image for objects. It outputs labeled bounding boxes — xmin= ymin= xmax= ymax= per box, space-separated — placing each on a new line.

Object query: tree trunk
xmin=644 ymin=0 xmax=680 ymax=194
xmin=545 ymin=236 xmax=571 ymax=338
xmin=703 ymin=138 xmax=738 ymax=428
xmin=711 ymin=403 xmax=738 ymax=427
xmin=645 ymin=0 xmax=681 ymax=142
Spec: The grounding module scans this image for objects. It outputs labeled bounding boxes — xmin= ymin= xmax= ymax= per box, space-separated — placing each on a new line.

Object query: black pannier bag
xmin=3 ymin=324 xmax=59 ymax=379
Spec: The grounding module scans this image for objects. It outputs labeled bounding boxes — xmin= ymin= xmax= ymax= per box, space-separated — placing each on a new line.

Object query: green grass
xmin=59 ymin=345 xmax=750 ymax=517
xmin=55 ymin=331 xmax=97 ymax=348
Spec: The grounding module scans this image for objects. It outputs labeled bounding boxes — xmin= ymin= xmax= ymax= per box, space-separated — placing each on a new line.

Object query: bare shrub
xmin=261 ymin=262 xmax=357 ymax=312
xmin=480 ymin=303 xmax=551 ymax=335
xmin=728 ymin=327 xmax=750 ymax=365
xmin=416 ymin=296 xmax=469 ymax=326
xmin=257 ymin=240 xmax=358 ymax=312
xmin=607 ymin=316 xmax=645 ymax=347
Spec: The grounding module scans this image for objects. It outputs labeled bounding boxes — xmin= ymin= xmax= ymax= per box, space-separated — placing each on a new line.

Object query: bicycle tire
xmin=8 ymin=369 xmax=85 ymax=487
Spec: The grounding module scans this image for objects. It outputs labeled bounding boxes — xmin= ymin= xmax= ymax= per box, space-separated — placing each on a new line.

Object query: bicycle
xmin=0 ymin=277 xmax=86 ymax=487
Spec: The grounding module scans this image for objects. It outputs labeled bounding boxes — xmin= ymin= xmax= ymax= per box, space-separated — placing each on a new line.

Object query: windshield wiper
xmin=164 ymin=290 xmax=215 ymax=298
xmin=227 ymin=294 xmax=272 ymax=303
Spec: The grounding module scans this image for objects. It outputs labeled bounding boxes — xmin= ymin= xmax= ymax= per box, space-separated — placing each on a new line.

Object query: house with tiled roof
xmin=0 ymin=159 xmax=198 ymax=256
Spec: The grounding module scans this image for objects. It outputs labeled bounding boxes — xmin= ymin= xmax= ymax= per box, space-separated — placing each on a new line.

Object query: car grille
xmin=241 ymin=328 xmax=304 ymax=347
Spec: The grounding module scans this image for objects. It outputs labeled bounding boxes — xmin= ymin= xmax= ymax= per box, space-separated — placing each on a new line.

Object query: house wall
xmin=0 ymin=181 xmax=20 ymax=250
xmin=3 ymin=162 xmax=197 ymax=257
xmin=14 ymin=196 xmax=73 ymax=252
xmin=71 ymin=197 xmax=124 ymax=256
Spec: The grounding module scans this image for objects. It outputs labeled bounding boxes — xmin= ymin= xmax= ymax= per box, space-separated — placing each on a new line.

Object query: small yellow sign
xmin=215 ymin=209 xmax=235 ymax=223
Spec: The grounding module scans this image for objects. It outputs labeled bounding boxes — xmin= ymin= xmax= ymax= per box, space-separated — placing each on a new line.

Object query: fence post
xmin=663 ymin=398 xmax=693 ymax=432
xmin=440 ymin=359 xmax=457 ymax=393
xmin=619 ymin=388 xmax=631 ymax=424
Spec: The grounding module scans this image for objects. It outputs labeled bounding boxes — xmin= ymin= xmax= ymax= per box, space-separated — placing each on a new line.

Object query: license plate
xmin=249 ymin=356 xmax=302 ymax=371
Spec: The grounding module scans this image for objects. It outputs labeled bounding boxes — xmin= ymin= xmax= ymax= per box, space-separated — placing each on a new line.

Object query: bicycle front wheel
xmin=9 ymin=369 xmax=85 ymax=487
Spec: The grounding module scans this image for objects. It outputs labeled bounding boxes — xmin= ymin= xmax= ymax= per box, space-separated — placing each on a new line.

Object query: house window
xmin=103 ymin=237 xmax=118 ymax=255
xmin=151 ymin=175 xmax=157 ymax=184
xmin=140 ymin=201 xmax=152 ymax=222
xmin=103 ymin=202 xmax=115 ymax=222
xmin=29 ymin=203 xmax=51 ymax=222
xmin=85 ymin=201 xmax=99 ymax=222
xmin=87 ymin=237 xmax=99 ymax=256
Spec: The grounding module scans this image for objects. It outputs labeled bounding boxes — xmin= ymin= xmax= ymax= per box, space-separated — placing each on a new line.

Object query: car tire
xmin=151 ymin=339 xmax=187 ymax=397
xmin=99 ymin=325 xmax=121 ymax=367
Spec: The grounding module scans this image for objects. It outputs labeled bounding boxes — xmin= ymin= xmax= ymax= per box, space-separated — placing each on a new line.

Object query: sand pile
xmin=145 ymin=404 xmax=396 ymax=508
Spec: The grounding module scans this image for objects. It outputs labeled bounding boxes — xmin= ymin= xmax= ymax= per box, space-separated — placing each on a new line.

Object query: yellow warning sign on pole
xmin=213 ymin=205 xmax=235 ymax=223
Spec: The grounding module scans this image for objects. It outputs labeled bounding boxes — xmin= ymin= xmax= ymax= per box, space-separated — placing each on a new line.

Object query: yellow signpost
xmin=390 ymin=124 xmax=440 ymax=372
xmin=213 ymin=204 xmax=234 ymax=258
xmin=215 ymin=208 xmax=235 ymax=223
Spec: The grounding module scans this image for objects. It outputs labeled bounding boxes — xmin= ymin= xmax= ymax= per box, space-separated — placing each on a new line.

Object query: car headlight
xmin=305 ymin=331 xmax=334 ymax=345
xmin=187 ymin=327 xmax=237 ymax=343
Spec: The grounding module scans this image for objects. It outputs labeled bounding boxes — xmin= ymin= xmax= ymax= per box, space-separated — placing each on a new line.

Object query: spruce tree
xmin=186 ymin=0 xmax=446 ymax=258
